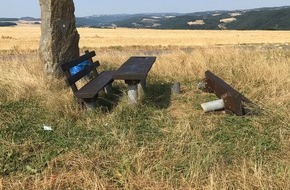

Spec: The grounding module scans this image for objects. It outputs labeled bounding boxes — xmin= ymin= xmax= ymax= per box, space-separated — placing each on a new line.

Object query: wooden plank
xmin=60 ymin=51 xmax=96 ymax=71
xmin=75 ymin=71 xmax=114 ymax=99
xmin=62 ymin=69 xmax=79 ymax=92
xmin=66 ymin=61 xmax=100 ymax=86
xmin=113 ymin=56 xmax=156 ymax=80
xmin=84 ymin=50 xmax=99 ymax=77
xmin=204 ymin=71 xmax=252 ymax=104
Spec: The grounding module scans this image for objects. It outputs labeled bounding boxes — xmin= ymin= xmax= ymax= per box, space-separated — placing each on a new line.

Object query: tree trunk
xmin=39 ymin=0 xmax=79 ymax=75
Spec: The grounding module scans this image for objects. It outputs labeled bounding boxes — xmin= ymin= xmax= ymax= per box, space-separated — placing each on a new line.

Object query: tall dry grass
xmin=1 ymin=26 xmax=290 ymax=50
xmin=0 ymin=26 xmax=290 ymax=189
xmin=0 ymin=52 xmax=76 ymax=115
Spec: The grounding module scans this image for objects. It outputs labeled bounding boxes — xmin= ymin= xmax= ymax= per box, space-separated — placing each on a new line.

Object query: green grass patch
xmin=0 ymin=78 xmax=289 ymax=189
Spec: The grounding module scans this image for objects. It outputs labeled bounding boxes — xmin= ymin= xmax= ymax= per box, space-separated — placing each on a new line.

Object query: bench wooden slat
xmin=60 ymin=51 xmax=96 ymax=71
xmin=113 ymin=56 xmax=156 ymax=80
xmin=75 ymin=71 xmax=115 ymax=99
xmin=60 ymin=50 xmax=115 ymax=107
xmin=66 ymin=61 xmax=101 ymax=86
xmin=205 ymin=71 xmax=252 ymax=103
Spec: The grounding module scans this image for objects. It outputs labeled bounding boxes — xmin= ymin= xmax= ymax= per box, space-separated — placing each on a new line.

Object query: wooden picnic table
xmin=113 ymin=56 xmax=156 ymax=103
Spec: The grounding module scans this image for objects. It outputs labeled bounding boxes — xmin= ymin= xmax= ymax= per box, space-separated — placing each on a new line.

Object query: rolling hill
xmin=112 ymin=6 xmax=290 ymax=30
xmin=1 ymin=6 xmax=290 ymax=30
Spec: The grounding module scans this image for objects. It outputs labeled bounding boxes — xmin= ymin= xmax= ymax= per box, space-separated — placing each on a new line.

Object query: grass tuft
xmin=0 ymin=27 xmax=290 ymax=189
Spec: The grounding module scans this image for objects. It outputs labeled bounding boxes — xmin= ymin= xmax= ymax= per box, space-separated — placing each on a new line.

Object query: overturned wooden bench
xmin=199 ymin=70 xmax=256 ymax=116
xmin=60 ymin=50 xmax=114 ymax=108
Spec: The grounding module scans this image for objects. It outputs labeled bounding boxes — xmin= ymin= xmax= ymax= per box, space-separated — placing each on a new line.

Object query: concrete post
xmin=104 ymin=83 xmax=113 ymax=94
xmin=171 ymin=81 xmax=181 ymax=94
xmin=138 ymin=79 xmax=147 ymax=93
xmin=128 ymin=84 xmax=138 ymax=104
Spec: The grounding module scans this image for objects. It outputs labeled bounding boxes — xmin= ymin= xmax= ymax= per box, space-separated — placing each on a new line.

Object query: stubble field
xmin=0 ymin=26 xmax=290 ymax=189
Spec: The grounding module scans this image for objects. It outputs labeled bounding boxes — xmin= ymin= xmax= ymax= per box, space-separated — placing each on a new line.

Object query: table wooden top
xmin=113 ymin=56 xmax=156 ymax=81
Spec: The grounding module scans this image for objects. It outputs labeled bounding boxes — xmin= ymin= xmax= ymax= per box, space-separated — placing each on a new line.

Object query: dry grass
xmin=0 ymin=26 xmax=290 ymax=189
xmin=1 ymin=26 xmax=290 ymax=50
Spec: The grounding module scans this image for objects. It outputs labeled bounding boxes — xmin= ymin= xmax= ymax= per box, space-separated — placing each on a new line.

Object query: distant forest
xmin=1 ymin=6 xmax=290 ymax=30
xmin=0 ymin=22 xmax=17 ymax=27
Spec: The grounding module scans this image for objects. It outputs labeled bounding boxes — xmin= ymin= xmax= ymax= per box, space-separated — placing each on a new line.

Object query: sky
xmin=0 ymin=0 xmax=290 ymax=18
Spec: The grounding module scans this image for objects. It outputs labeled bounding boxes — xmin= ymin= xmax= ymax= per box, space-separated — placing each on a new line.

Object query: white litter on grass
xmin=43 ymin=125 xmax=53 ymax=131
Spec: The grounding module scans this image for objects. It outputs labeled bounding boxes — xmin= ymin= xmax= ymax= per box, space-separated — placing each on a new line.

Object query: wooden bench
xmin=60 ymin=50 xmax=115 ymax=108
xmin=201 ymin=70 xmax=255 ymax=115
xmin=112 ymin=56 xmax=156 ymax=103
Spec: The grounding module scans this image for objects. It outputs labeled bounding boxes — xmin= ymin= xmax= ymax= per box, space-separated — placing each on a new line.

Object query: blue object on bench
xmin=70 ymin=60 xmax=90 ymax=76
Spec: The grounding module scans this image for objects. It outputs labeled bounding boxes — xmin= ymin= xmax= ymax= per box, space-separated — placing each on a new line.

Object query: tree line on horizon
xmin=1 ymin=6 xmax=290 ymax=30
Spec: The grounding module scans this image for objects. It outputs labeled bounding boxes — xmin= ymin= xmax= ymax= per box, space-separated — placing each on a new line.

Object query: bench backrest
xmin=60 ymin=50 xmax=100 ymax=92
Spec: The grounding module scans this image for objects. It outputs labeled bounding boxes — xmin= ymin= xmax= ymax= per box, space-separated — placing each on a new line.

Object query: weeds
xmin=1 ymin=36 xmax=13 ymax=40
xmin=0 ymin=28 xmax=290 ymax=189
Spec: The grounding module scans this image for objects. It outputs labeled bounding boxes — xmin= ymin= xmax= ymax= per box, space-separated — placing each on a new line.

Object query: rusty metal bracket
xmin=200 ymin=70 xmax=255 ymax=116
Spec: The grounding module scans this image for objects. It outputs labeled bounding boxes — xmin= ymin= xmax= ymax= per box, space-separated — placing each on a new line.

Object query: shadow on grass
xmin=96 ymin=86 xmax=124 ymax=112
xmin=96 ymin=81 xmax=173 ymax=111
xmin=142 ymin=82 xmax=172 ymax=109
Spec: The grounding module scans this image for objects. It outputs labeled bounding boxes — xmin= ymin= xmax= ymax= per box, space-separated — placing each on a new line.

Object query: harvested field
xmin=0 ymin=26 xmax=290 ymax=189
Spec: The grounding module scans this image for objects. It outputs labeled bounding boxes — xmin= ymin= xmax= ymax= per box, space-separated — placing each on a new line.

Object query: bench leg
xmin=138 ymin=79 xmax=146 ymax=93
xmin=104 ymin=83 xmax=113 ymax=94
xmin=171 ymin=81 xmax=181 ymax=95
xmin=83 ymin=98 xmax=98 ymax=110
xmin=128 ymin=84 xmax=138 ymax=104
